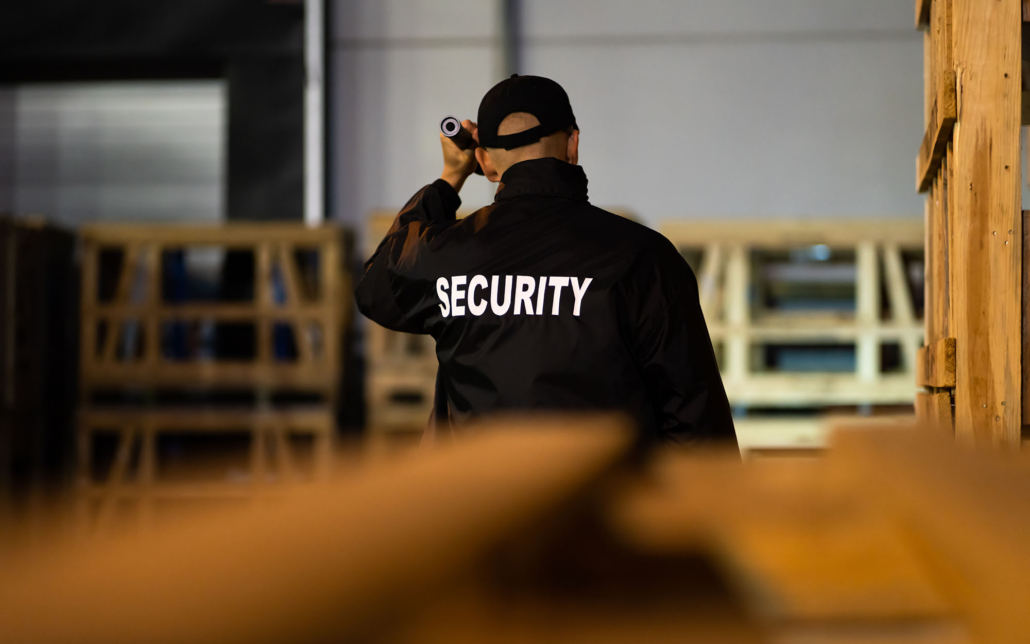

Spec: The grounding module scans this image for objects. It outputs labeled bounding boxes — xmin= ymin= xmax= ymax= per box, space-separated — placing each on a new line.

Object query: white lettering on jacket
xmin=450 ymin=275 xmax=467 ymax=317
xmin=439 ymin=275 xmax=591 ymax=317
xmin=437 ymin=277 xmax=450 ymax=317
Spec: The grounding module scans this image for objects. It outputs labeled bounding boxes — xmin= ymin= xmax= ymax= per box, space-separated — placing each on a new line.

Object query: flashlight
xmin=440 ymin=116 xmax=483 ymax=175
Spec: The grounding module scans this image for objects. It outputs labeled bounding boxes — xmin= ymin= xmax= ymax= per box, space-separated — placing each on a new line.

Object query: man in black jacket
xmin=356 ymin=75 xmax=735 ymax=446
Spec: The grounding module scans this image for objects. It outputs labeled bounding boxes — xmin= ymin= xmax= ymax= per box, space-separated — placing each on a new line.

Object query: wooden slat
xmin=949 ymin=0 xmax=1022 ymax=448
xmin=721 ymin=374 xmax=917 ymax=407
xmin=916 ymin=0 xmax=931 ymax=28
xmin=82 ymin=223 xmax=342 ymax=245
xmin=277 ymin=245 xmax=313 ymax=366
xmin=81 ymin=363 xmax=337 ymax=391
xmin=696 ymin=243 xmax=723 ymax=322
xmin=916 ymin=337 xmax=957 ymax=388
xmin=723 ymin=244 xmax=749 ymax=384
xmin=103 ymin=246 xmax=139 ymax=362
xmin=916 ymin=390 xmax=953 ymax=429
xmin=661 ymin=219 xmax=924 ymax=247
xmin=95 ymin=427 xmax=137 ymax=531
xmin=883 ymin=243 xmax=922 ymax=373
xmin=256 ymin=243 xmax=272 ymax=368
xmin=855 ymin=242 xmax=880 ymax=382
xmin=144 ymin=245 xmax=161 ymax=371
xmin=84 ymin=303 xmax=332 ymax=321
xmin=917 ymin=70 xmax=957 ymax=193
xmin=80 ymin=407 xmax=334 ymax=432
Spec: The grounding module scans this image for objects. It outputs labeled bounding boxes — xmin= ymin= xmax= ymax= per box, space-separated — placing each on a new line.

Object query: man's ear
xmin=476 ymin=148 xmax=502 ymax=183
xmin=567 ymin=129 xmax=580 ymax=166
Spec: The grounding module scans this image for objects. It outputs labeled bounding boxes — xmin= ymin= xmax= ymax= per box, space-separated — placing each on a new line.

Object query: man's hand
xmin=440 ymin=119 xmax=478 ymax=193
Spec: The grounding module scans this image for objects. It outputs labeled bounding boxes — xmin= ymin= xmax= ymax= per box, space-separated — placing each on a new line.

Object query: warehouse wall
xmin=331 ymin=0 xmax=923 ymax=233
xmin=331 ymin=0 xmax=503 ymax=239
xmin=0 ymin=81 xmax=225 ymax=227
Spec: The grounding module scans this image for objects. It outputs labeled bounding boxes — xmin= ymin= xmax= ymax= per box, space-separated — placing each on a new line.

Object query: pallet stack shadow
xmin=77 ymin=224 xmax=349 ymax=527
xmin=662 ymin=219 xmax=925 ymax=453
xmin=363 ymin=214 xmax=437 ymax=442
xmin=0 ymin=216 xmax=77 ymax=509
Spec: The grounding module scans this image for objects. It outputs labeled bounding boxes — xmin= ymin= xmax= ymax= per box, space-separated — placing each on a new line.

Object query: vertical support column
xmin=856 ymin=241 xmax=881 ymax=382
xmin=950 ymin=0 xmax=1022 ymax=448
xmin=498 ymin=0 xmax=522 ymax=79
xmin=304 ymin=0 xmax=325 ymax=227
xmin=724 ymin=244 xmax=749 ymax=387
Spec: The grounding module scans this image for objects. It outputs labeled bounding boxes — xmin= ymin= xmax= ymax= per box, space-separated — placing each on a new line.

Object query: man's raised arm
xmin=354 ymin=120 xmax=479 ymax=334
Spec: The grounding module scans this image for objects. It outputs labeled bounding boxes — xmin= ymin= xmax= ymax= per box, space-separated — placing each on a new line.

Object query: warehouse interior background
xmin=0 ymin=0 xmax=939 ymax=493
xmin=1 ymin=0 xmax=927 ymax=229
xmin=4 ymin=0 xmax=1030 ymax=641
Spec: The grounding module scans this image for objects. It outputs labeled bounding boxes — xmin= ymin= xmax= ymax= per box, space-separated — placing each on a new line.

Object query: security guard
xmin=356 ymin=75 xmax=736 ymax=446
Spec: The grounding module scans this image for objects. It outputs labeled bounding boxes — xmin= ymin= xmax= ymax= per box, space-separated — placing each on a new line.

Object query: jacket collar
xmin=494 ymin=157 xmax=589 ymax=202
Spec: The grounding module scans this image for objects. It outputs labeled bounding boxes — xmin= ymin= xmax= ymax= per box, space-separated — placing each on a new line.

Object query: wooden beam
xmin=916 ymin=337 xmax=957 ymax=388
xmin=0 ymin=418 xmax=632 ymax=644
xmin=950 ymin=0 xmax=1023 ymax=448
xmin=917 ymin=70 xmax=957 ymax=193
xmin=661 ymin=219 xmax=924 ymax=248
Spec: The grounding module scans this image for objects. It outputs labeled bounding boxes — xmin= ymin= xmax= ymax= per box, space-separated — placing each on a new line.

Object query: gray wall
xmin=0 ymin=80 xmax=225 ymax=227
xmin=332 ymin=0 xmax=924 ymax=234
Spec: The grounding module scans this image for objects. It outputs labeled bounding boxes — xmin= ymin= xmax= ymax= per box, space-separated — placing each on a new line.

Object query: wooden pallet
xmin=77 ymin=224 xmax=349 ymax=527
xmin=77 ymin=407 xmax=333 ymax=530
xmin=661 ymin=219 xmax=925 ymax=408
xmin=79 ymin=224 xmax=348 ymax=395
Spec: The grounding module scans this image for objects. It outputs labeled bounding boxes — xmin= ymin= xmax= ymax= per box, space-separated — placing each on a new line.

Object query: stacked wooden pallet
xmin=77 ymin=224 xmax=349 ymax=529
xmin=0 ymin=216 xmax=77 ymax=509
xmin=661 ymin=219 xmax=925 ymax=452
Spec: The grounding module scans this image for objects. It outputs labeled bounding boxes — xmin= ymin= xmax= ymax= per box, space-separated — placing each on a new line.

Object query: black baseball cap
xmin=477 ymin=74 xmax=578 ymax=150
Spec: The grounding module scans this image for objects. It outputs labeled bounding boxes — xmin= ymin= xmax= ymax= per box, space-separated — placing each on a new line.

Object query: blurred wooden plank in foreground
xmin=0 ymin=415 xmax=633 ymax=644
xmin=3 ymin=415 xmax=1030 ymax=643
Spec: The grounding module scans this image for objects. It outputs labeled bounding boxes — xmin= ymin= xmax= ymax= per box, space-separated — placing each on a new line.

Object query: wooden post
xmin=948 ymin=0 xmax=1022 ymax=447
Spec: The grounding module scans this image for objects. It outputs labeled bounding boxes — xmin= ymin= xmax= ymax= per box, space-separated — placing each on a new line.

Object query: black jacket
xmin=356 ymin=157 xmax=736 ymax=445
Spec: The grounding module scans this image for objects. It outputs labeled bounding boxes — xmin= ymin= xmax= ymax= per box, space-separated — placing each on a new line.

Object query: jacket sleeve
xmin=354 ymin=179 xmax=461 ymax=334
xmin=627 ymin=237 xmax=737 ymax=447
